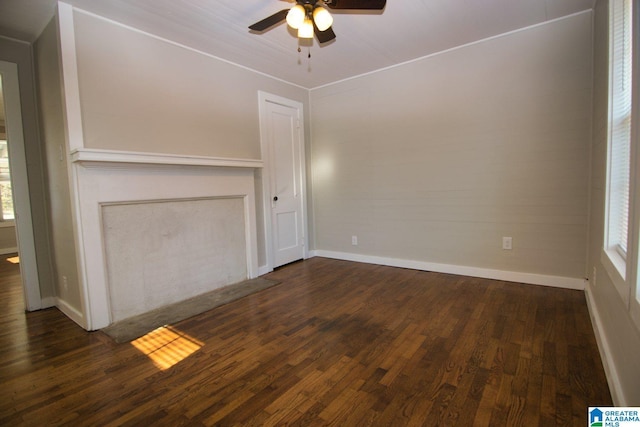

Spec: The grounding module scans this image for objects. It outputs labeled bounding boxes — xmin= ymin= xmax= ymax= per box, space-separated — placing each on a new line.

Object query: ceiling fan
xmin=249 ymin=0 xmax=386 ymax=44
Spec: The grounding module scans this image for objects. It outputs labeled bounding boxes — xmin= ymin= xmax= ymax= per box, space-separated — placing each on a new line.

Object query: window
xmin=605 ymin=0 xmax=640 ymax=331
xmin=604 ymin=0 xmax=633 ymax=287
xmin=0 ymin=74 xmax=14 ymax=223
xmin=0 ymin=140 xmax=13 ymax=221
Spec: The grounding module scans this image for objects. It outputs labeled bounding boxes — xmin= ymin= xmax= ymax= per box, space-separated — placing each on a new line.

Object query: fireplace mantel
xmin=70 ymin=148 xmax=264 ymax=169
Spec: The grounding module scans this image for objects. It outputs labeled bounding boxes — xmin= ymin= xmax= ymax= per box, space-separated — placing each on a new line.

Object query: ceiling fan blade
xmin=249 ymin=9 xmax=289 ymax=31
xmin=314 ymin=24 xmax=336 ymax=44
xmin=324 ymin=0 xmax=386 ymax=10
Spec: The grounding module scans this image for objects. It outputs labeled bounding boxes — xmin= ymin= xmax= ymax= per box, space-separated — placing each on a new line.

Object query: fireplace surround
xmin=71 ymin=148 xmax=262 ymax=330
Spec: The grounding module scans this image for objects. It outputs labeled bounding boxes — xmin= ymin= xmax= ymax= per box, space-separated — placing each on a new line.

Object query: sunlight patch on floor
xmin=6 ymin=256 xmax=19 ymax=264
xmin=131 ymin=325 xmax=204 ymax=370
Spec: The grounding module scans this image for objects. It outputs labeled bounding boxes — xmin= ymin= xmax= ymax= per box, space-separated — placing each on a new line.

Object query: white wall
xmin=72 ymin=9 xmax=308 ymax=160
xmin=586 ymin=0 xmax=640 ymax=405
xmin=310 ymin=12 xmax=592 ymax=285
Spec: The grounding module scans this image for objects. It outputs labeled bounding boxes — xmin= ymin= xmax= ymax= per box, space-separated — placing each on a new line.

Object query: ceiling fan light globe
xmin=313 ymin=7 xmax=333 ymax=32
xmin=286 ymin=5 xmax=305 ymax=29
xmin=298 ymin=18 xmax=314 ymax=38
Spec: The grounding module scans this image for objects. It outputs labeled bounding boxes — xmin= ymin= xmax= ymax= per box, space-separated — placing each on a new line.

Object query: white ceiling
xmin=0 ymin=0 xmax=594 ymax=89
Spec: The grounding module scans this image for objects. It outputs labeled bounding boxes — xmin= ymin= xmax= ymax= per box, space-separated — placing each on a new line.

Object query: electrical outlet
xmin=502 ymin=237 xmax=512 ymax=250
xmin=62 ymin=275 xmax=68 ymax=292
xmin=592 ymin=266 xmax=597 ymax=287
xmin=352 ymin=235 xmax=358 ymax=246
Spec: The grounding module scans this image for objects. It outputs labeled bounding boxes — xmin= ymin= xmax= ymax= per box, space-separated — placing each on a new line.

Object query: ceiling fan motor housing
xmin=248 ymin=0 xmax=386 ymax=43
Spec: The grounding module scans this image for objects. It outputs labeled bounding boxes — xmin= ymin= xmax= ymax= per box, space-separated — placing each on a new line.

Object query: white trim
xmin=312 ymin=250 xmax=586 ymax=290
xmin=0 ymin=247 xmax=18 ymax=255
xmin=600 ymin=248 xmax=630 ymax=306
xmin=310 ymin=10 xmax=593 ymax=91
xmin=57 ymin=2 xmax=84 ymax=152
xmin=58 ymin=3 xmax=92 ymax=329
xmin=56 ymin=297 xmax=85 ymax=328
xmin=258 ymin=92 xmax=274 ymax=271
xmin=0 ymin=60 xmax=42 ymax=311
xmin=585 ymin=284 xmax=626 ymax=405
xmin=0 ymin=220 xmax=15 ymax=228
xmin=41 ymin=296 xmax=56 ymax=309
xmin=70 ymin=148 xmax=263 ymax=169
xmin=0 ymin=34 xmax=32 ymax=45
xmin=258 ymin=264 xmax=272 ymax=276
xmin=627 ymin=0 xmax=640 ymax=335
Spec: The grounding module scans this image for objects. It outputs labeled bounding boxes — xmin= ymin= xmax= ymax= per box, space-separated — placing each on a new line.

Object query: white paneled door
xmin=260 ymin=94 xmax=305 ymax=268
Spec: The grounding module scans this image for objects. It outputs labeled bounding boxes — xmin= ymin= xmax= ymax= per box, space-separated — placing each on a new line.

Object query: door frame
xmin=258 ymin=91 xmax=308 ymax=273
xmin=0 ymin=60 xmax=42 ymax=310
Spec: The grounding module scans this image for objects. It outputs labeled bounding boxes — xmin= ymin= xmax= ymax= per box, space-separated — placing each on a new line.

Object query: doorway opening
xmin=0 ymin=60 xmax=42 ymax=311
xmin=0 ymin=72 xmax=19 ymax=269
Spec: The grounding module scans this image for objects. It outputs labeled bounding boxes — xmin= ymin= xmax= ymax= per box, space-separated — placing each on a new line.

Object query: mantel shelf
xmin=70 ymin=148 xmax=264 ymax=169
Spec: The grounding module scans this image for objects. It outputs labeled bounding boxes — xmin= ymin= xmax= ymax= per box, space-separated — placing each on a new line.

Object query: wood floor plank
xmin=0 ymin=255 xmax=612 ymax=426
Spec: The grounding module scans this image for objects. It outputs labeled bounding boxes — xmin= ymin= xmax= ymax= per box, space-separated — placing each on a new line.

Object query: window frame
xmin=603 ymin=0 xmax=634 ymax=306
xmin=0 ymin=139 xmax=15 ymax=224
xmin=628 ymin=0 xmax=640 ymax=331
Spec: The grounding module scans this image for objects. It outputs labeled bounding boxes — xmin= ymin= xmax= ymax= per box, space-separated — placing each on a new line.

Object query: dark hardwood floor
xmin=0 ymin=254 xmax=611 ymax=426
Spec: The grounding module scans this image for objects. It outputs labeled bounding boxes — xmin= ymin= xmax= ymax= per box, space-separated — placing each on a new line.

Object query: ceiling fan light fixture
xmin=313 ymin=6 xmax=333 ymax=31
xmin=250 ymin=0 xmax=387 ymax=44
xmin=298 ymin=17 xmax=314 ymax=38
xmin=286 ymin=5 xmax=306 ymax=29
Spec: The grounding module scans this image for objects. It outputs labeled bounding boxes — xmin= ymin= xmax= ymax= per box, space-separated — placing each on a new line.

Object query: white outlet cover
xmin=502 ymin=237 xmax=512 ymax=250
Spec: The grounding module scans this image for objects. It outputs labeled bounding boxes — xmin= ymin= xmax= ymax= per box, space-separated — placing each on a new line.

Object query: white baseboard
xmin=0 ymin=247 xmax=18 ymax=255
xmin=41 ymin=296 xmax=56 ymax=309
xmin=584 ymin=285 xmax=626 ymax=405
xmin=56 ymin=297 xmax=86 ymax=329
xmin=311 ymin=250 xmax=586 ymax=290
xmin=258 ymin=264 xmax=272 ymax=276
